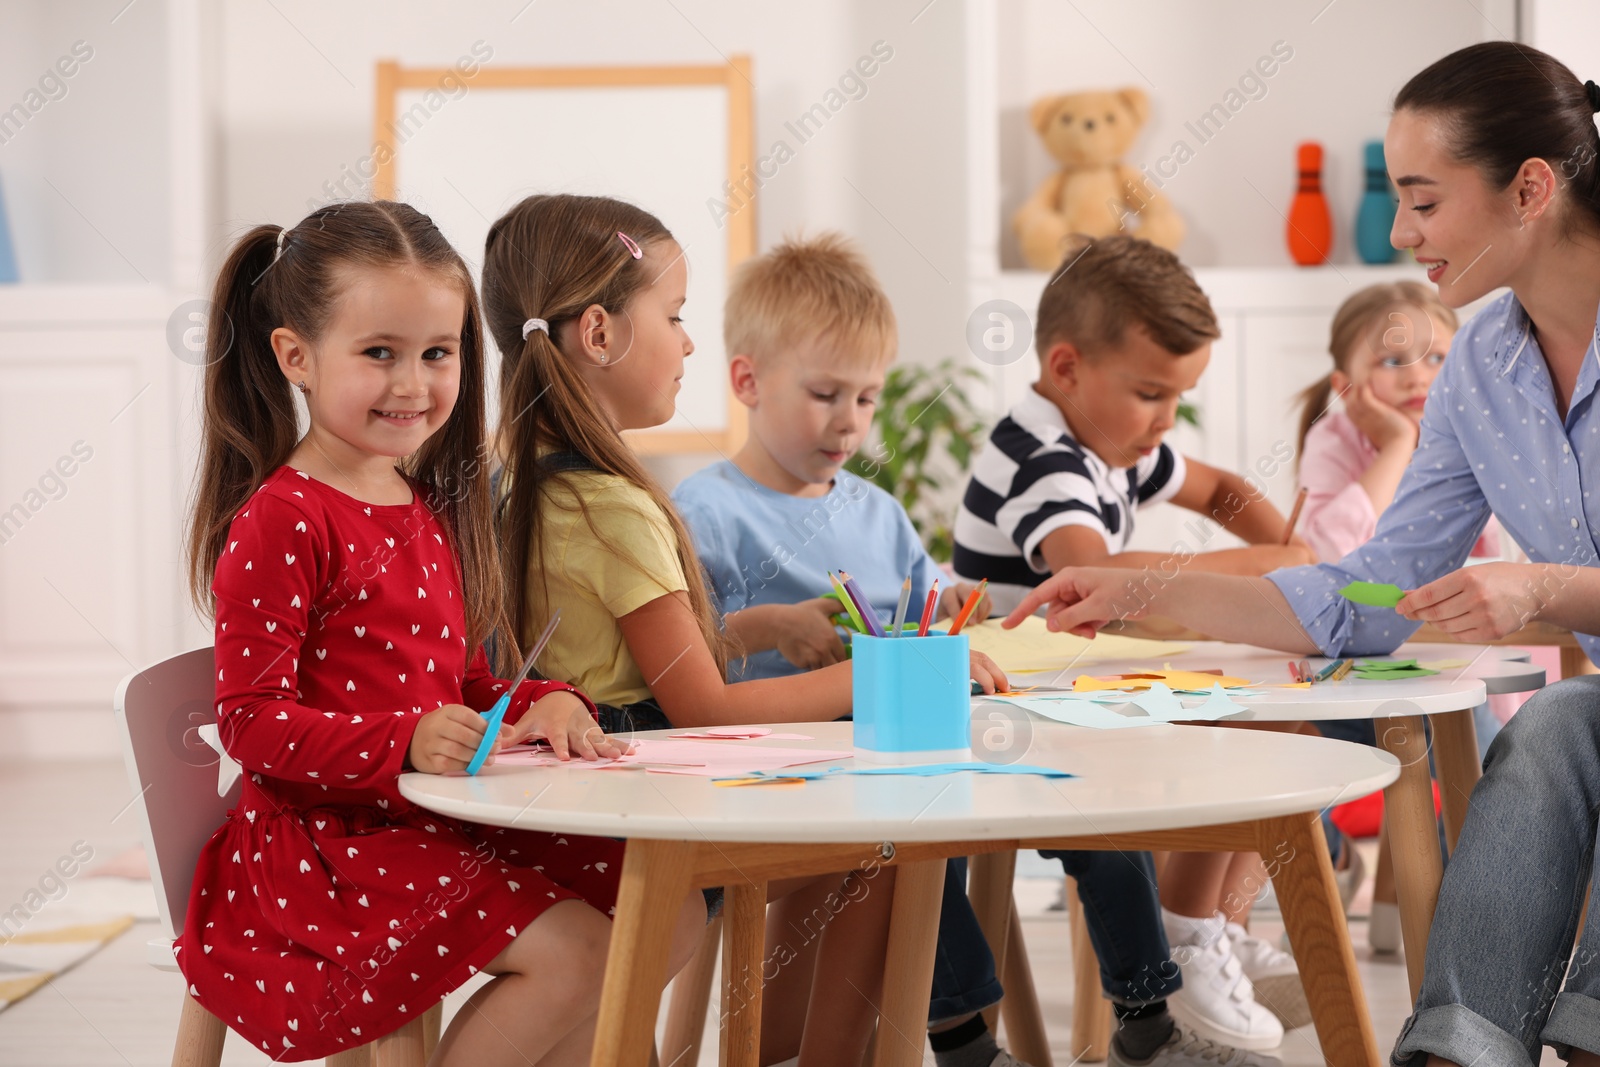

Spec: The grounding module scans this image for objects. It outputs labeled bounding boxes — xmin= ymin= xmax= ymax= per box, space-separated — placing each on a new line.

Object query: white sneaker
xmin=1109 ymin=1020 xmax=1283 ymax=1066
xmin=1166 ymin=920 xmax=1284 ymax=1050
xmin=1224 ymin=923 xmax=1310 ymax=1031
xmin=1369 ymin=900 xmax=1401 ymax=954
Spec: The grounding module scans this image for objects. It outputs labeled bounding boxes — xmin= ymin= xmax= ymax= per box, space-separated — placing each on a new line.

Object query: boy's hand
xmin=1334 ymin=373 xmax=1418 ymax=452
xmin=774 ymin=598 xmax=848 ymax=670
xmin=969 ymin=651 xmax=1008 ymax=694
xmin=409 ymin=704 xmax=493 ymax=774
xmin=504 ymin=690 xmax=632 ymax=761
xmin=944 ymin=581 xmax=992 ymax=627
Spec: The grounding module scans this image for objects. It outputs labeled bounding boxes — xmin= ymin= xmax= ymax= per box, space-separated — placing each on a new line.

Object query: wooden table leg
xmin=1261 ymin=811 xmax=1381 ymax=1067
xmin=1430 ymin=708 xmax=1481 ymax=854
xmin=662 ymin=916 xmax=721 ymax=1067
xmin=591 ymin=839 xmax=695 ymax=1067
xmin=872 ymin=859 xmax=946 ymax=1067
xmin=1000 ymin=896 xmax=1056 ymax=1067
xmin=719 ymin=886 xmax=766 ymax=1067
xmin=1067 ymin=879 xmax=1111 ymax=1063
xmin=173 ymin=991 xmax=227 ymax=1067
xmin=967 ymin=850 xmax=1016 ymax=1034
xmin=1376 ymin=714 xmax=1446 ymax=1001
xmin=373 ymin=1015 xmax=426 ymax=1067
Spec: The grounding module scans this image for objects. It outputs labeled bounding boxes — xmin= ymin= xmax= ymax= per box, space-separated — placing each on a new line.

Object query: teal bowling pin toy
xmin=1356 ymin=140 xmax=1398 ymax=264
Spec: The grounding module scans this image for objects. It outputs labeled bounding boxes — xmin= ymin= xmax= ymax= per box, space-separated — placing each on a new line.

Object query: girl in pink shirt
xmin=1295 ymin=281 xmax=1499 ymax=563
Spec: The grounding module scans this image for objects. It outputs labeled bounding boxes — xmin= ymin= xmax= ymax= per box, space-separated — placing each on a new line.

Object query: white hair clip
xmin=521 ymin=318 xmax=549 ymax=340
xmin=273 ymin=227 xmax=289 ymax=264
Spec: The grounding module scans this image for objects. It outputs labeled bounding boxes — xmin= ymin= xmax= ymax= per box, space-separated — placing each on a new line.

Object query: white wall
xmin=0 ymin=0 xmax=171 ymax=283
xmin=995 ymin=0 xmax=1515 ymax=269
xmin=213 ymin=0 xmax=971 ymax=391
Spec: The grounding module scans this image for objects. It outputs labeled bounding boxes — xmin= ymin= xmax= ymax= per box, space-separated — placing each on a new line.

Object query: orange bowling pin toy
xmin=1286 ymin=141 xmax=1333 ymax=266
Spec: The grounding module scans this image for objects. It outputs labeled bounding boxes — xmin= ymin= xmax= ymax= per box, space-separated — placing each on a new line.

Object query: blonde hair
xmin=481 ymin=194 xmax=726 ymax=675
xmin=1294 ymin=281 xmax=1459 ymax=460
xmin=724 ymin=232 xmax=896 ymax=368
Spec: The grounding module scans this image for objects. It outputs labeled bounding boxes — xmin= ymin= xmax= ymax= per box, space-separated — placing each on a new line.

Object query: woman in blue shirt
xmin=1007 ymin=41 xmax=1600 ymax=1067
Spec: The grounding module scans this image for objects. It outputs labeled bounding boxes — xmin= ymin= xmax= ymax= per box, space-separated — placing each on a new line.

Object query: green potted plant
xmin=846 ymin=358 xmax=988 ymax=562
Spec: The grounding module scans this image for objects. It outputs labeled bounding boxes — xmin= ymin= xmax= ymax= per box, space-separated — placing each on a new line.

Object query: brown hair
xmin=725 ymin=232 xmax=896 ymax=367
xmin=185 ymin=201 xmax=506 ymax=658
xmin=1294 ymin=281 xmax=1458 ymax=459
xmin=482 ymin=194 xmax=726 ymax=673
xmin=1395 ymin=41 xmax=1600 ymax=235
xmin=1035 ymin=234 xmax=1219 ymax=357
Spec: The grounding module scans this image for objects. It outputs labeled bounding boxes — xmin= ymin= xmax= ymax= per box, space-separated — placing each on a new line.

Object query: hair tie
xmin=273 ymin=227 xmax=289 ymax=264
xmin=616 ymin=231 xmax=643 ymax=259
xmin=521 ymin=318 xmax=549 ymax=340
xmin=1587 ymin=80 xmax=1600 ymax=114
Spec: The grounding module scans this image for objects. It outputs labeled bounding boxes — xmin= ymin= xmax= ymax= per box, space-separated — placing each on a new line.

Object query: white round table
xmin=984 ymin=639 xmax=1544 ymax=1003
xmin=402 ymin=721 xmax=1400 ymax=1067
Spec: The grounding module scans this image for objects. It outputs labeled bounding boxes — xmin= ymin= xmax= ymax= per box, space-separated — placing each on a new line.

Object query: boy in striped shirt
xmin=953 ymin=235 xmax=1312 ymax=615
xmin=953 ymin=235 xmax=1317 ymax=1051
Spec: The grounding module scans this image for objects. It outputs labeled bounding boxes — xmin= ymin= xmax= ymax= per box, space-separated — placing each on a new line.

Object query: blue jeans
xmin=1392 ymin=677 xmax=1600 ymax=1066
xmin=929 ymin=851 xmax=1180 ymax=1023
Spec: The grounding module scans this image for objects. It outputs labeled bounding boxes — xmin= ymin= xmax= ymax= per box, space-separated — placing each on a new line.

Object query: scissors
xmin=466 ymin=609 xmax=562 ymax=776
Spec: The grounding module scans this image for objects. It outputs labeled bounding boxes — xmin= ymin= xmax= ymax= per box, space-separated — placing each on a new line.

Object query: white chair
xmin=115 ymin=647 xmax=439 ymax=1067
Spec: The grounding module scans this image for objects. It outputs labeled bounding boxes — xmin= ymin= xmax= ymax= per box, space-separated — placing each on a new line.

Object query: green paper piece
xmin=1358 ymin=658 xmax=1419 ymax=669
xmin=1353 ymin=664 xmax=1439 ymax=680
xmin=1339 ymin=581 xmax=1406 ymax=608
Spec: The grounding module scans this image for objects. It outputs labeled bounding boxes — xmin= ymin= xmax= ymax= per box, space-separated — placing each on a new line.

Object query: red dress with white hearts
xmin=175 ymin=467 xmax=622 ymax=1061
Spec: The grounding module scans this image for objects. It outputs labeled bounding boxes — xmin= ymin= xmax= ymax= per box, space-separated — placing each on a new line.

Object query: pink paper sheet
xmin=492 ymin=737 xmax=851 ymax=777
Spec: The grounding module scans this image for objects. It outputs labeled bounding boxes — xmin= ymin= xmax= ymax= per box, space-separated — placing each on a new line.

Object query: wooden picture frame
xmin=371 ymin=58 xmax=754 ymax=455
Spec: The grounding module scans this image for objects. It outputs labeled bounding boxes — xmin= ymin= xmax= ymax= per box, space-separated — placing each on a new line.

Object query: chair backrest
xmin=113 ymin=646 xmax=238 ymax=942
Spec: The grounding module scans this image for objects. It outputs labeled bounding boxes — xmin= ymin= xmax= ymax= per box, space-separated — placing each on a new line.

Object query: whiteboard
xmin=388 ymin=80 xmax=738 ymax=445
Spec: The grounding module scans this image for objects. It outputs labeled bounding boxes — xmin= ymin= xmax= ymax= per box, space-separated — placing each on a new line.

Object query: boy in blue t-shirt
xmin=675 ymin=235 xmax=1280 ymax=1067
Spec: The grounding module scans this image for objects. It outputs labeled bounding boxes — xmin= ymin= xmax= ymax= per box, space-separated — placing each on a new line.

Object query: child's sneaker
xmin=1224 ymin=923 xmax=1310 ymax=1031
xmin=1165 ymin=921 xmax=1283 ymax=1050
xmin=1109 ymin=1021 xmax=1283 ymax=1066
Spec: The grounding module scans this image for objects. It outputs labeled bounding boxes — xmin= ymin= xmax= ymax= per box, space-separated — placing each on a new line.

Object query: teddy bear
xmin=1013 ymin=87 xmax=1184 ymax=271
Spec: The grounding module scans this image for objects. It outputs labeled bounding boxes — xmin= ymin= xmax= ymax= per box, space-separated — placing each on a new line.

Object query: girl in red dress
xmin=179 ymin=201 xmax=705 ymax=1064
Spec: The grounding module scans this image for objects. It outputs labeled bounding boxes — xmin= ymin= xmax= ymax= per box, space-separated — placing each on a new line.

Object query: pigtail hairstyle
xmin=185 ymin=200 xmax=510 ymax=658
xmin=482 ymin=194 xmax=727 ymax=674
xmin=1294 ymin=280 xmax=1458 ymax=462
xmin=1396 ymin=41 xmax=1600 ymax=237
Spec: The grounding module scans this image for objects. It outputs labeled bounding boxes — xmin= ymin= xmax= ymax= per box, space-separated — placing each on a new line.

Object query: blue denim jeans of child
xmin=1392 ymin=677 xmax=1600 ymax=1067
xmin=928 ymin=850 xmax=1180 ymax=1023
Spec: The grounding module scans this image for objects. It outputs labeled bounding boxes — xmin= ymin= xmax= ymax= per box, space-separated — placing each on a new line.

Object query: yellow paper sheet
xmin=960 ymin=616 xmax=1191 ymax=674
xmin=1071 ymin=669 xmax=1253 ymax=693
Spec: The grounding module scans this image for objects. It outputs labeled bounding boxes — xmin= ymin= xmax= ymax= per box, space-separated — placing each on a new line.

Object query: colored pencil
xmin=917 ymin=579 xmax=939 ymax=637
xmin=1282 ymin=487 xmax=1309 ymax=545
xmin=891 ymin=575 xmax=912 ymax=637
xmin=838 ymin=571 xmax=886 ymax=638
xmin=829 ymin=571 xmax=867 ymax=634
xmin=947 ymin=579 xmax=988 ymax=636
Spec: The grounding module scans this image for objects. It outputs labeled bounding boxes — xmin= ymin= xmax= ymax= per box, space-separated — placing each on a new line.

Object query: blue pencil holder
xmin=851 ymin=632 xmax=972 ymax=763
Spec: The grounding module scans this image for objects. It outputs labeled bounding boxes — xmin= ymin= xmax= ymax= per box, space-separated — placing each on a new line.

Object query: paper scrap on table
xmin=1071 ymin=668 xmax=1253 ymax=692
xmin=961 ymin=615 xmax=1191 ymax=674
xmin=1352 ymin=659 xmax=1439 ymax=679
xmin=1418 ymin=659 xmax=1470 ymax=670
xmin=669 ymin=727 xmax=816 ymax=741
xmin=494 ymin=737 xmax=851 ymax=777
xmin=1339 ymin=581 xmax=1406 ymax=608
xmin=990 ymin=681 xmax=1249 ymax=729
xmin=723 ymin=762 xmax=1076 ymax=783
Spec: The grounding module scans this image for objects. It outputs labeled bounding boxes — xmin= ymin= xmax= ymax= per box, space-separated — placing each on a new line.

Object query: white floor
xmin=0 ymin=759 xmax=1556 ymax=1066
